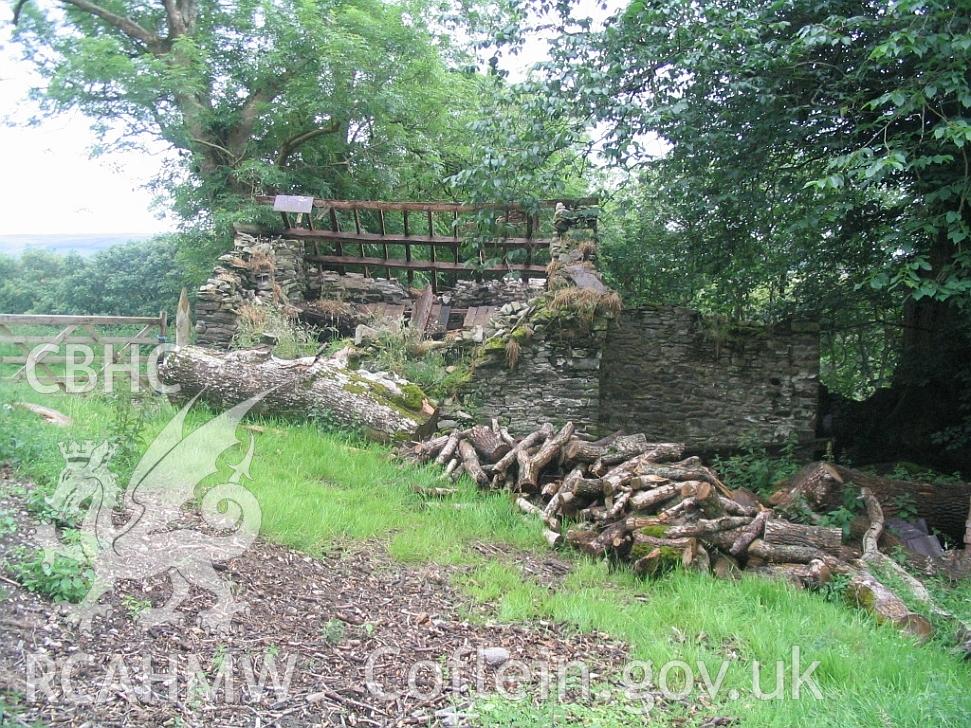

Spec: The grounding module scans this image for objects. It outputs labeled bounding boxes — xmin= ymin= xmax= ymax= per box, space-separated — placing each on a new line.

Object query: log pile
xmin=410 ymin=421 xmax=971 ymax=650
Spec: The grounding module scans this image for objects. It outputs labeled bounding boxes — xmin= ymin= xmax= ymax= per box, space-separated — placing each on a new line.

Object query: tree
xmin=488 ymin=0 xmax=971 ymax=464
xmin=0 ymin=238 xmax=192 ymax=315
xmin=11 ymin=0 xmax=486 ymax=242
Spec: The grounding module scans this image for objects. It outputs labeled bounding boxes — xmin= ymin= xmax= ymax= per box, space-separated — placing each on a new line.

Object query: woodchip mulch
xmin=0 ymin=472 xmax=632 ymax=727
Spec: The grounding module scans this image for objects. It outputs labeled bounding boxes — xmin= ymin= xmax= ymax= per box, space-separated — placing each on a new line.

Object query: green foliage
xmin=8 ymin=546 xmax=93 ymax=604
xmin=0 ymin=237 xmax=196 ymax=316
xmin=891 ymin=493 xmax=919 ymax=522
xmin=711 ymin=436 xmax=800 ymax=497
xmin=233 ymin=303 xmax=323 ymax=359
xmin=11 ymin=0 xmax=497 ymax=245
xmin=886 ymin=462 xmax=965 ymax=485
xmin=816 ymin=484 xmax=863 ymax=539
xmin=103 ymin=392 xmax=158 ymax=478
xmin=121 ymin=594 xmax=152 ymax=619
xmin=363 ymin=323 xmax=472 ymax=401
xmin=818 ymin=572 xmax=852 ymax=605
xmin=321 ymin=618 xmax=347 ymax=645
xmin=484 ymin=0 xmax=971 ymax=402
xmin=0 ymin=511 xmax=17 ymax=537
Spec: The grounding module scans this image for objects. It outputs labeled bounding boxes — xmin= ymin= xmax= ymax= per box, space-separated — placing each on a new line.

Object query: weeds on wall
xmin=233 ymin=303 xmax=323 ymax=359
xmin=364 ymin=322 xmax=472 ymax=401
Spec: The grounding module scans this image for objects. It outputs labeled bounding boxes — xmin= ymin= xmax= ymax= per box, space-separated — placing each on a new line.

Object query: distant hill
xmin=0 ymin=233 xmax=158 ymax=257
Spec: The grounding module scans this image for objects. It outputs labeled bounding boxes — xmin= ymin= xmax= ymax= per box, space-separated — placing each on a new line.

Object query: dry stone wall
xmin=598 ymin=306 xmax=820 ymax=453
xmin=311 ymin=270 xmax=409 ymax=305
xmin=462 ymin=304 xmax=819 ymax=451
xmin=192 ymin=230 xmax=819 ymax=454
xmin=443 ymin=279 xmax=544 ymax=308
xmin=459 ymin=306 xmax=608 ymax=435
xmin=195 ymin=232 xmax=307 ymax=348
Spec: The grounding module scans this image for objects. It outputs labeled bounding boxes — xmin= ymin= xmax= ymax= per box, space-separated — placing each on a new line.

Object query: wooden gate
xmin=0 ymin=313 xmax=168 ymax=390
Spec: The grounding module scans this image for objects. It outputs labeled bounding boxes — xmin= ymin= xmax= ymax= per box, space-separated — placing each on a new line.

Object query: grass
xmin=0 ymin=379 xmax=969 ymax=726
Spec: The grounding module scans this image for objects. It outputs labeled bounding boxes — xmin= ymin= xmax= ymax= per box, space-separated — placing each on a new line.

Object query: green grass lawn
xmin=0 ymin=380 xmax=969 ymax=727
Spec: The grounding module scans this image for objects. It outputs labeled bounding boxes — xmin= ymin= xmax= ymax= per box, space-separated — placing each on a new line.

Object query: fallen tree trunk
xmin=775 ymin=462 xmax=971 ymax=540
xmin=835 ymin=465 xmax=971 ymax=540
xmin=159 ymin=345 xmax=435 ymax=441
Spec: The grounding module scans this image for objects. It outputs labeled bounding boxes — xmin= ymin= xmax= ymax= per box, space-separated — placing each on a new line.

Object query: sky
xmin=0 ymin=8 xmax=172 ymax=236
xmin=0 ymin=1 xmax=624 ymax=237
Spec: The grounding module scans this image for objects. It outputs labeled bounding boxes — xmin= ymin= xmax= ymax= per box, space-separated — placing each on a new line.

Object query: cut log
xmin=412 ymin=434 xmax=450 ymax=461
xmin=774 ymin=463 xmax=971 ymax=541
xmin=859 ymin=488 xmax=970 ymax=648
xmin=468 ymin=425 xmax=511 ymax=462
xmin=458 ymin=439 xmax=488 ymax=487
xmin=493 ymin=423 xmax=553 ymax=477
xmin=516 ymin=422 xmax=575 ymax=491
xmin=633 ymin=546 xmax=683 ymax=578
xmin=749 ymin=559 xmax=832 ymax=589
xmin=729 ymin=510 xmax=771 ymax=557
xmin=562 ymin=433 xmax=650 ymax=464
xmin=159 ymin=345 xmax=434 ymax=441
xmin=589 ymin=442 xmax=685 ymax=478
xmin=846 ymin=569 xmax=934 ymax=641
xmin=567 ymin=473 xmax=609 ymax=499
xmin=517 ymin=497 xmax=545 ymax=518
xmin=718 ymin=496 xmax=758 ymax=517
xmin=747 ymin=538 xmax=831 ymax=565
xmin=664 ymin=516 xmax=753 ymax=539
xmin=682 ymin=539 xmax=711 ymax=573
xmin=565 ymin=527 xmax=600 ymax=555
xmin=629 ymin=483 xmax=682 ymax=512
xmin=589 ymin=520 xmax=633 ymax=556
xmin=770 ymin=462 xmax=844 ymax=511
xmin=764 ymin=519 xmax=843 ymax=554
xmin=435 ymin=432 xmax=461 ymax=466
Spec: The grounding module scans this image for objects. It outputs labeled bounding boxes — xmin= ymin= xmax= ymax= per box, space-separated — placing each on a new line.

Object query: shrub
xmin=711 ymin=436 xmax=801 ymax=497
xmin=8 ymin=547 xmax=93 ymax=603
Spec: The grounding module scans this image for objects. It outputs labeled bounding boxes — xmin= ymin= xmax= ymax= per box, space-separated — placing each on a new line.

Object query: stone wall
xmin=459 ymin=305 xmax=609 ymax=435
xmin=194 ymin=232 xmax=307 ymax=348
xmin=192 ymin=229 xmax=819 ymax=454
xmin=599 ymin=306 xmax=819 ymax=453
xmin=462 ymin=304 xmax=819 ymax=450
xmin=443 ymin=278 xmax=544 ymax=308
xmin=309 ymin=270 xmax=410 ymax=305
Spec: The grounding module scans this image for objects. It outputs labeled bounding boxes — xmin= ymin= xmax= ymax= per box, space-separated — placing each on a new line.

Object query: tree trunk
xmin=159 ymin=345 xmax=435 ymax=441
xmin=833 ymin=465 xmax=971 ymax=540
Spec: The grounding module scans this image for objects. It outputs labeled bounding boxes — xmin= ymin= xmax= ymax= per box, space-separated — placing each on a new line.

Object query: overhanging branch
xmin=274 ymin=121 xmax=342 ymax=167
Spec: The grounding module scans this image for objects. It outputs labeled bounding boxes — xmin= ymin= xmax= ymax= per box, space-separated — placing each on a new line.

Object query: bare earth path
xmin=0 ymin=474 xmax=629 ymax=727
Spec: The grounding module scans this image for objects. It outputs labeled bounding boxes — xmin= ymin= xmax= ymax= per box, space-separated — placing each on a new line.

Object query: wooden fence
xmin=0 ymin=313 xmax=168 ymax=389
xmin=258 ymin=195 xmax=597 ymax=292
